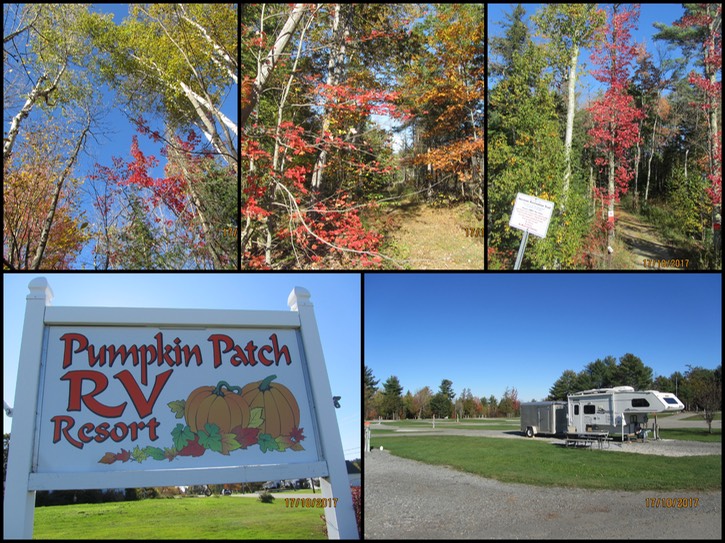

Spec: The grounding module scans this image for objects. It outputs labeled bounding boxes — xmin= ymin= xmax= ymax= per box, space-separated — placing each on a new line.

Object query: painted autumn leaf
xmin=276 ymin=435 xmax=305 ymax=452
xmin=144 ymin=446 xmax=166 ymax=461
xmin=99 ymin=452 xmax=118 ymax=465
xmin=98 ymin=448 xmax=130 ymax=464
xmin=167 ymin=399 xmax=185 ymax=419
xmin=178 ymin=436 xmax=206 ymax=457
xmin=171 ymin=423 xmax=194 ymax=450
xmin=257 ymin=433 xmax=280 ymax=453
xmin=197 ymin=423 xmax=223 ymax=453
xmin=232 ymin=426 xmax=260 ymax=448
xmin=247 ymin=407 xmax=264 ymax=429
xmin=220 ymin=432 xmax=242 ymax=455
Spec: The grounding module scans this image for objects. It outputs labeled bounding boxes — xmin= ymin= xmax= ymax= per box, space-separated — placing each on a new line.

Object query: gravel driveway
xmin=364 ymin=450 xmax=722 ymax=539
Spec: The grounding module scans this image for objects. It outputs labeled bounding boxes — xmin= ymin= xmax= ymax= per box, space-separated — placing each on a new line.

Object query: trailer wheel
xmin=525 ymin=427 xmax=534 ymax=438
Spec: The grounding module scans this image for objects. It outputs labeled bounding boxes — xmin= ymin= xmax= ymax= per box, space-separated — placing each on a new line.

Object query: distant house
xmin=346 ymin=459 xmax=361 ymax=487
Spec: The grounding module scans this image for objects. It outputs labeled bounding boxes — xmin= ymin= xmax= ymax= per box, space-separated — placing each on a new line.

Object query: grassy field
xmin=659 ymin=427 xmax=722 ymax=442
xmin=33 ymin=496 xmax=326 ymax=539
xmin=371 ymin=419 xmax=520 ymax=432
xmin=681 ymin=412 xmax=721 ymax=421
xmin=373 ymin=435 xmax=721 ymax=491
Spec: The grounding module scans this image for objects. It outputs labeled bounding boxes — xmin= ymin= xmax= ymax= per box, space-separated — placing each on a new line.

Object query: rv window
xmin=663 ymin=397 xmax=679 ymax=405
xmin=583 ymin=405 xmax=595 ymax=415
xmin=631 ymin=398 xmax=650 ymax=408
xmin=574 ymin=405 xmax=579 ymax=415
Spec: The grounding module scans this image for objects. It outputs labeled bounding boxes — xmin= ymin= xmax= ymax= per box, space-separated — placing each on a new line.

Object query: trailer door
xmin=570 ymin=400 xmax=582 ymax=432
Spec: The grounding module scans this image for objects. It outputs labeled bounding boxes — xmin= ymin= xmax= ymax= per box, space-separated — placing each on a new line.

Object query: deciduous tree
xmin=587 ymin=4 xmax=644 ymax=247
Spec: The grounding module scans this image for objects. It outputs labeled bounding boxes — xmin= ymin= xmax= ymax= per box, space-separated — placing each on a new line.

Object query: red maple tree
xmin=587 ymin=4 xmax=644 ymax=244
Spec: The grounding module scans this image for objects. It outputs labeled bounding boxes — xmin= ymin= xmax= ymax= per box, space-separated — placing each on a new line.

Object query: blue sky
xmin=365 ymin=273 xmax=721 ymax=404
xmin=3 ymin=274 xmax=361 ymax=460
xmin=488 ymin=3 xmax=692 ymax=105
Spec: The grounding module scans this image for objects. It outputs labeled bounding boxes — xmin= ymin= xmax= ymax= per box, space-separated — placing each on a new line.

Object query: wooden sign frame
xmin=4 ymin=278 xmax=357 ymax=539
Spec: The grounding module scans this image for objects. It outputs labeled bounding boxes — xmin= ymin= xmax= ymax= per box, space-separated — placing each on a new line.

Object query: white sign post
xmin=509 ymin=193 xmax=555 ymax=269
xmin=4 ymin=279 xmax=357 ymax=539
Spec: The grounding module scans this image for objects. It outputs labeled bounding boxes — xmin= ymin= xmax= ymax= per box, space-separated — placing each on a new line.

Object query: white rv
xmin=567 ymin=386 xmax=684 ymax=437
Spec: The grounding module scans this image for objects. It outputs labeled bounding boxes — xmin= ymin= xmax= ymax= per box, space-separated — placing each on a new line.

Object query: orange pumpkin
xmin=185 ymin=381 xmax=250 ymax=434
xmin=240 ymin=375 xmax=300 ymax=438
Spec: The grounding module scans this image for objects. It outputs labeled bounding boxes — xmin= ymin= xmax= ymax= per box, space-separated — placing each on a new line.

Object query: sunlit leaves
xmin=3 ymin=121 xmax=89 ymax=269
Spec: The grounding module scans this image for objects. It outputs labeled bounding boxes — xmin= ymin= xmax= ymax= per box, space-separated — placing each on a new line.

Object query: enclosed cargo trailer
xmin=520 ymin=401 xmax=567 ymax=437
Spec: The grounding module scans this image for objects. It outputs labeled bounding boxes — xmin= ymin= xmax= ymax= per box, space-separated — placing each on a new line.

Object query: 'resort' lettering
xmin=51 ymin=415 xmax=160 ymax=449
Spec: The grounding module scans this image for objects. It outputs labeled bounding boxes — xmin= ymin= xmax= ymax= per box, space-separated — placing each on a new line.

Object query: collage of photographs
xmin=3 ymin=2 xmax=721 ymax=540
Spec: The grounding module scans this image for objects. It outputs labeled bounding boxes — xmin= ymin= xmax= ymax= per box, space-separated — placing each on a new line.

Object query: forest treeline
xmin=488 ymin=4 xmax=721 ymax=269
xmin=242 ymin=3 xmax=484 ymax=269
xmin=365 ymin=366 xmax=522 ymax=420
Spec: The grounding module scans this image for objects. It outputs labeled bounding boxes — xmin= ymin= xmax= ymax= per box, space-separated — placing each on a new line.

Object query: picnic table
xmin=565 ymin=431 xmax=610 ymax=450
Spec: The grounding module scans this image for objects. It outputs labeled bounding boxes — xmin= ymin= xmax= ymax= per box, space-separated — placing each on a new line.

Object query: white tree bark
xmin=4 ymin=64 xmax=66 ymax=163
xmin=311 ymin=3 xmax=350 ymax=191
xmin=241 ymin=3 xmax=307 ymax=128
xmin=562 ymin=44 xmax=579 ymax=200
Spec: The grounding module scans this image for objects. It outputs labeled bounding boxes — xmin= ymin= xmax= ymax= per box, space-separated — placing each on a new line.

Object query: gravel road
xmin=364 ymin=450 xmax=722 ymax=539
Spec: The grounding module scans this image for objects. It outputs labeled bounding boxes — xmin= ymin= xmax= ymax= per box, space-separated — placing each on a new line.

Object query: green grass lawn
xmin=373 ymin=435 xmax=721 ymax=491
xmin=680 ymin=412 xmax=721 ymax=422
xmin=33 ymin=496 xmax=326 ymax=539
xmin=659 ymin=427 xmax=722 ymax=442
xmin=373 ymin=419 xmax=520 ymax=431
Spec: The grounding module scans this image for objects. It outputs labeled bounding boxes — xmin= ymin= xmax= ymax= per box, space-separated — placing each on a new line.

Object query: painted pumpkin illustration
xmin=185 ymin=381 xmax=250 ymax=434
xmin=240 ymin=374 xmax=300 ymax=438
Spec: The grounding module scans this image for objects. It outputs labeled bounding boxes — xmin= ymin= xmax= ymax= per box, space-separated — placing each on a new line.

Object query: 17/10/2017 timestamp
xmin=643 ymin=258 xmax=689 ymax=269
xmin=285 ymin=497 xmax=338 ymax=508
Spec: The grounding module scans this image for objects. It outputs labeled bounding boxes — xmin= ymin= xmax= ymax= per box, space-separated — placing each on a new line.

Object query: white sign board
xmin=38 ymin=327 xmax=319 ymax=473
xmin=509 ymin=193 xmax=555 ymax=239
xmin=4 ymin=279 xmax=357 ymax=539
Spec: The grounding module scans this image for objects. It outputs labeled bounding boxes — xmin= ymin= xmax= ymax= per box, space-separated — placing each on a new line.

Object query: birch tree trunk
xmin=644 ymin=114 xmax=658 ymax=203
xmin=311 ymin=3 xmax=350 ymax=191
xmin=608 ymin=150 xmax=615 ymax=248
xmin=241 ymin=3 xmax=306 ymax=129
xmin=562 ymin=44 xmax=579 ymax=201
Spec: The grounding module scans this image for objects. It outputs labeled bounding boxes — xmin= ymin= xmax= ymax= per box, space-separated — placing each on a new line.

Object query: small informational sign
xmin=509 ymin=193 xmax=555 ymax=239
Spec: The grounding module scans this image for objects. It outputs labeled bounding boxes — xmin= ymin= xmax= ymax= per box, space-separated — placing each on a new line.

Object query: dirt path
xmin=616 ymin=207 xmax=692 ymax=269
xmin=390 ymin=202 xmax=483 ymax=269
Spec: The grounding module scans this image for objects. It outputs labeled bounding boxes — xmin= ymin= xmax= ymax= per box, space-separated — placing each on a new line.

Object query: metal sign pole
xmin=513 ymin=230 xmax=530 ymax=270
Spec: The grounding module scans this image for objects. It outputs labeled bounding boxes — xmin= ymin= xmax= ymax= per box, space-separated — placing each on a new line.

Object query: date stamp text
xmin=643 ymin=258 xmax=689 ymax=269
xmin=645 ymin=497 xmax=699 ymax=508
xmin=285 ymin=497 xmax=339 ymax=508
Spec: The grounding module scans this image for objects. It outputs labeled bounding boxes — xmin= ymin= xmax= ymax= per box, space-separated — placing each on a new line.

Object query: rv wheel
xmin=525 ymin=427 xmax=534 ymax=438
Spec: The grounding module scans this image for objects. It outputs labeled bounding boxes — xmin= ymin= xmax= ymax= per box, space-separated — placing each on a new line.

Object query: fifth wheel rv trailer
xmin=521 ymin=387 xmax=684 ymax=438
xmin=567 ymin=386 xmax=684 ymax=437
